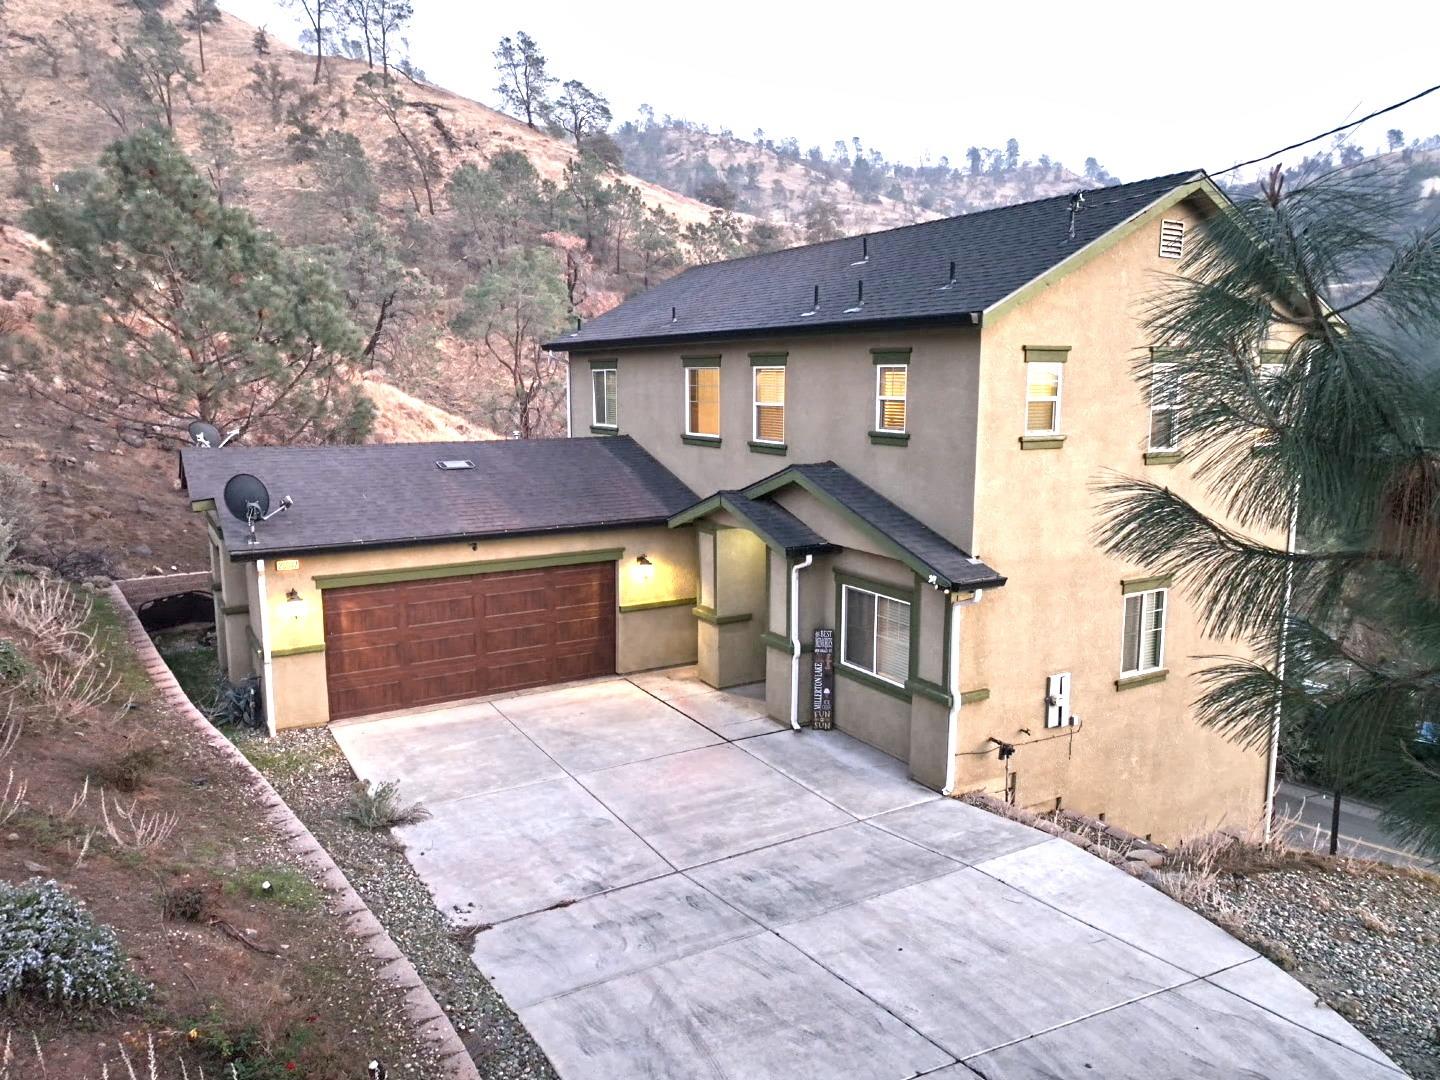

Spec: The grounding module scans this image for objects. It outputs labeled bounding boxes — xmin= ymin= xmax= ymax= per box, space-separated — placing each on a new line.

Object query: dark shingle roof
xmin=181 ymin=436 xmax=697 ymax=558
xmin=746 ymin=462 xmax=1006 ymax=591
xmin=546 ymin=171 xmax=1204 ymax=351
xmin=669 ymin=491 xmax=836 ymax=556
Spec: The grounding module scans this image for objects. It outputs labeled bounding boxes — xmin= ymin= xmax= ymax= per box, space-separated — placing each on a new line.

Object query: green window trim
xmin=589 ymin=424 xmax=619 ymax=435
xmin=618 ymin=596 xmax=696 ymax=614
xmin=1259 ymin=348 xmax=1289 ymax=365
xmin=834 ymin=571 xmax=914 ymax=604
xmin=191 ymin=498 xmax=217 ymax=513
xmin=959 ymin=687 xmax=991 ymax=705
xmin=748 ymin=351 xmax=789 ymax=366
xmin=682 ymin=434 xmax=722 ymax=448
xmin=1149 ymin=347 xmax=1184 ymax=362
xmin=273 ymin=642 xmax=326 ymax=658
xmin=1116 ymin=668 xmax=1168 ymax=691
xmin=691 ymin=605 xmax=752 ymax=626
xmin=748 ymin=440 xmax=787 ymax=456
xmin=834 ymin=570 xmax=919 ymax=693
xmin=1019 ymin=435 xmax=1066 ymax=450
xmin=221 ymin=603 xmax=250 ymax=616
xmin=869 ymin=431 xmax=910 ymax=447
xmin=870 ymin=348 xmax=912 ymax=364
xmin=1023 ymin=346 xmax=1071 ymax=364
xmin=588 ymin=358 xmax=619 ymax=370
xmin=681 ymin=354 xmax=721 ymax=367
xmin=1122 ymin=574 xmax=1173 ymax=595
xmin=905 ymin=676 xmax=952 ymax=707
xmin=837 ymin=663 xmax=912 ymax=703
xmin=1144 ymin=450 xmax=1185 ymax=466
xmin=314 ymin=548 xmax=623 ymax=591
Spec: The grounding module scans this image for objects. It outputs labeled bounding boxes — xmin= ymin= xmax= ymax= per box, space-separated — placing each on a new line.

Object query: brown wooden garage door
xmin=322 ymin=562 xmax=616 ymax=721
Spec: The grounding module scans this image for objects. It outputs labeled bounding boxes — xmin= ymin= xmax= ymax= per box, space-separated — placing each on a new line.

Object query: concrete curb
xmin=105 ymin=583 xmax=481 ymax=1080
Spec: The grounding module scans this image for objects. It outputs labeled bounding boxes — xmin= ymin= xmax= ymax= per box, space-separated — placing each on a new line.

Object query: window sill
xmin=1144 ymin=449 xmax=1184 ymax=465
xmin=869 ymin=430 xmax=910 ymax=446
xmin=1019 ymin=434 xmax=1066 ymax=450
xmin=1115 ymin=668 xmax=1168 ymax=691
xmin=589 ymin=424 xmax=618 ymax=436
xmin=837 ymin=662 xmax=912 ymax=703
xmin=748 ymin=440 xmax=787 ymax=456
xmin=682 ymin=434 xmax=722 ymax=448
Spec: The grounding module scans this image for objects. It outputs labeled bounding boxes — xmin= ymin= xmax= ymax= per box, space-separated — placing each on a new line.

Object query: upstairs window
xmin=1121 ymin=588 xmax=1167 ymax=676
xmin=753 ymin=366 xmax=786 ymax=444
xmin=875 ymin=365 xmax=908 ymax=433
xmin=1024 ymin=362 xmax=1064 ymax=435
xmin=1148 ymin=361 xmax=1180 ymax=451
xmin=841 ymin=584 xmax=911 ymax=687
xmin=686 ymin=366 xmax=720 ymax=438
xmin=1159 ymin=219 xmax=1185 ymax=259
xmin=591 ymin=366 xmax=617 ymax=429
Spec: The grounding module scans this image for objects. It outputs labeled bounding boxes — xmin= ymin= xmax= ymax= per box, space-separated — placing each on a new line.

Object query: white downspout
xmin=254 ymin=558 xmax=278 ymax=737
xmin=563 ymin=354 xmax=572 ymax=438
xmin=788 ymin=554 xmax=814 ymax=731
xmin=942 ymin=588 xmax=984 ymax=795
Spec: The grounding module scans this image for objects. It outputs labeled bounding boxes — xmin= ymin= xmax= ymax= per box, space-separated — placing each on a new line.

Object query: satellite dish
xmin=222 ymin=473 xmax=293 ymax=543
xmin=188 ymin=420 xmax=223 ymax=448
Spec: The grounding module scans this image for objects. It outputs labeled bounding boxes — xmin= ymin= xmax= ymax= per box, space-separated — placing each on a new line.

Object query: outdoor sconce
xmin=284 ymin=588 xmax=305 ymax=616
xmin=635 ymin=553 xmax=655 ymax=584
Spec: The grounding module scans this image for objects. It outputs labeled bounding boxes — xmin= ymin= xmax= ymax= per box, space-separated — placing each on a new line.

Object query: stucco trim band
xmin=618 ymin=596 xmax=696 ymax=613
xmin=311 ymin=548 xmax=625 ymax=591
xmin=692 ymin=605 xmax=752 ymax=626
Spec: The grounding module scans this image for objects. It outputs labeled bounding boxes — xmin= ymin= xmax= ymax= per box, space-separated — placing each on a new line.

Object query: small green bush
xmin=226 ymin=867 xmax=319 ymax=911
xmin=343 ymin=779 xmax=431 ymax=830
xmin=0 ymin=639 xmax=26 ymax=685
xmin=0 ymin=877 xmax=149 ymax=1008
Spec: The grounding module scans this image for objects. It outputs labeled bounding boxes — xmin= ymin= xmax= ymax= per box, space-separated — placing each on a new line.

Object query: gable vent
xmin=1159 ymin=219 xmax=1185 ymax=260
xmin=435 ymin=459 xmax=475 ymax=471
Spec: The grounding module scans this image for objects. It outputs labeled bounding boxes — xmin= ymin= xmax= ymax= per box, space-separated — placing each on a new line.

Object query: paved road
xmin=1275 ymin=781 xmax=1436 ymax=869
xmin=332 ymin=669 xmax=1400 ymax=1079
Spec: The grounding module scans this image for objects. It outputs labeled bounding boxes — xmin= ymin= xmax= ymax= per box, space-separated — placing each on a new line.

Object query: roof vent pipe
xmin=671 ymin=306 xmax=677 ymax=323
xmin=852 ymin=236 xmax=869 ymax=266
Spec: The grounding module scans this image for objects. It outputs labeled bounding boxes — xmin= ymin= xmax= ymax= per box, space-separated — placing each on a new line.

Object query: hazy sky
xmin=220 ymin=0 xmax=1440 ymax=183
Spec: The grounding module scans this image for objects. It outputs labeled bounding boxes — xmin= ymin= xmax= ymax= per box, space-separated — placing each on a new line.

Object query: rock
xmin=1126 ymin=848 xmax=1165 ymax=869
xmin=86 ymin=440 xmax=105 ymax=453
xmin=23 ymin=860 xmax=51 ymax=874
xmin=53 ymin=454 xmax=78 ymax=469
xmin=120 ymin=431 xmax=146 ymax=448
xmin=133 ymin=544 xmax=153 ymax=558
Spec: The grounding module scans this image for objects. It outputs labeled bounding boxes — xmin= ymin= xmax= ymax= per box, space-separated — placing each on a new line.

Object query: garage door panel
xmin=323 ymin=561 xmax=616 ymax=721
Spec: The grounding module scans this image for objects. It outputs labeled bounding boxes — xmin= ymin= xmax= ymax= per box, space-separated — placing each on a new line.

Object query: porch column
xmin=695 ymin=525 xmax=767 ymax=688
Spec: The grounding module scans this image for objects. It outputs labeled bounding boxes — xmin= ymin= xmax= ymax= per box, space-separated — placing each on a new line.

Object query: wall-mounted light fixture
xmin=635 ymin=553 xmax=655 ymax=584
xmin=284 ymin=588 xmax=305 ymax=617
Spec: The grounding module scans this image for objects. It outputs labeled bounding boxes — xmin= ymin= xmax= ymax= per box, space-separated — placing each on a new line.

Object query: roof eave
xmin=545 ymin=311 xmax=983 ymax=354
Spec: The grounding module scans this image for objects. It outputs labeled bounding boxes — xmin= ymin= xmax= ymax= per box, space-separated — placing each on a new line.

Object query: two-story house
xmin=181 ymin=169 xmax=1275 ymax=840
xmin=549 ymin=168 xmax=1273 ymax=839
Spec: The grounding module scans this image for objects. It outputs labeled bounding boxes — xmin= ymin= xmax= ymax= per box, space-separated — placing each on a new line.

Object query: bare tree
xmin=355 ymin=72 xmax=438 ymax=214
xmin=285 ymin=0 xmax=330 ymax=84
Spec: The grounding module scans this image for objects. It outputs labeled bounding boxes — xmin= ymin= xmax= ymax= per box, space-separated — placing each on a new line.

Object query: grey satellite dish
xmin=222 ymin=473 xmax=293 ymax=544
xmin=188 ymin=420 xmax=223 ymax=448
xmin=188 ymin=420 xmax=240 ymax=448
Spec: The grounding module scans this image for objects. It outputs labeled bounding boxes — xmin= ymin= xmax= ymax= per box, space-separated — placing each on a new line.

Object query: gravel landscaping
xmin=1187 ymin=861 xmax=1440 ymax=1078
xmin=231 ymin=726 xmax=559 ymax=1080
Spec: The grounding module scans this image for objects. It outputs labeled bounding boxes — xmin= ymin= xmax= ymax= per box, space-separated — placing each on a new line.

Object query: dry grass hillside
xmin=0 ymin=0 xmax=718 ymax=238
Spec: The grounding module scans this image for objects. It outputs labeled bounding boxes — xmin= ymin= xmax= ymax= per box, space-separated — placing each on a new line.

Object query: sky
xmin=220 ymin=0 xmax=1440 ymax=184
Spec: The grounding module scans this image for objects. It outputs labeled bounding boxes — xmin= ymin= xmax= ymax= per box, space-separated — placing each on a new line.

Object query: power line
xmin=1214 ymin=82 xmax=1440 ymax=177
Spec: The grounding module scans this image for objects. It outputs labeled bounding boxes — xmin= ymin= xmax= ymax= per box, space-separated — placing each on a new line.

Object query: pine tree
xmin=493 ymin=32 xmax=553 ymax=129
xmin=181 ymin=0 xmax=222 ymax=74
xmin=1094 ymin=166 xmax=1440 ymax=855
xmin=21 ymin=129 xmax=371 ymax=443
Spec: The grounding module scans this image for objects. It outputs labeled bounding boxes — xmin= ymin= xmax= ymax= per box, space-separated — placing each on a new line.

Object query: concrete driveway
xmin=333 ymin=668 xmax=1400 ymax=1080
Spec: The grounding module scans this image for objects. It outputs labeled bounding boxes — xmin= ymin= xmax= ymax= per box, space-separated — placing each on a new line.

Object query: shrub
xmin=343 ymin=779 xmax=431 ymax=830
xmin=0 ymin=877 xmax=149 ymax=1008
xmin=162 ymin=884 xmax=211 ymax=923
xmin=0 ymin=639 xmax=26 ymax=685
xmin=0 ymin=464 xmax=37 ymax=558
xmin=93 ymin=744 xmax=162 ymax=792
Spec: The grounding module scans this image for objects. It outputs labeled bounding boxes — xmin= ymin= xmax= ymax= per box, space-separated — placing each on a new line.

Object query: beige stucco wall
xmin=569 ymin=326 xmax=984 ymax=550
xmin=960 ymin=193 xmax=1271 ymax=841
xmin=243 ymin=524 xmax=698 ymax=730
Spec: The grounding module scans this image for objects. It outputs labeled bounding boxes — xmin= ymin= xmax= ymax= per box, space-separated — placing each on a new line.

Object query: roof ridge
xmin=662 ymin=169 xmax=1206 ymax=276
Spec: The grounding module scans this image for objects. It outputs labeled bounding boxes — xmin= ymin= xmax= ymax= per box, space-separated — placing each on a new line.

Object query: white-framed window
xmin=1024 ymin=362 xmax=1063 ymax=435
xmin=875 ymin=365 xmax=908 ymax=433
xmin=591 ymin=367 xmax=617 ymax=428
xmin=1148 ymin=361 xmax=1180 ymax=451
xmin=753 ymin=366 xmax=785 ymax=444
xmin=840 ymin=583 xmax=911 ymax=686
xmin=1121 ymin=588 xmax=1167 ymax=676
xmin=685 ymin=366 xmax=721 ymax=438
